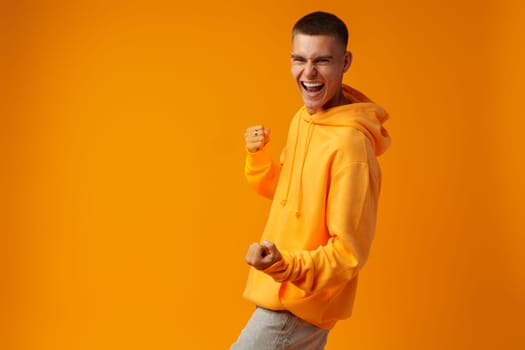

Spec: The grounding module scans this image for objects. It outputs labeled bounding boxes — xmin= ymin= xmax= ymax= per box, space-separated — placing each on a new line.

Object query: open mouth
xmin=301 ymin=81 xmax=324 ymax=93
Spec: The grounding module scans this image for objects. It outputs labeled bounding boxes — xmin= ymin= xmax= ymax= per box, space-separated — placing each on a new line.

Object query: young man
xmin=232 ymin=11 xmax=390 ymax=349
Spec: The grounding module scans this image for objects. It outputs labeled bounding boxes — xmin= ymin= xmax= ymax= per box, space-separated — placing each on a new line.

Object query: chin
xmin=303 ymin=99 xmax=323 ymax=114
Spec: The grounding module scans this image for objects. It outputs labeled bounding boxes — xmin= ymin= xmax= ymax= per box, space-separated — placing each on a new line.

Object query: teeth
xmin=303 ymin=82 xmax=323 ymax=88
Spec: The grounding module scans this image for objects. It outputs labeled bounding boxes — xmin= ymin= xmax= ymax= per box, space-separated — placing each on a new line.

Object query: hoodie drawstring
xmin=280 ymin=115 xmax=315 ymax=220
xmin=280 ymin=117 xmax=301 ymax=207
xmin=296 ymin=120 xmax=314 ymax=218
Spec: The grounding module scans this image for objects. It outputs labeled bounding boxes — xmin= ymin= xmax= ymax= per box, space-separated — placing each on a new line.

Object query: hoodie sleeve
xmin=244 ymin=146 xmax=282 ymax=200
xmin=263 ymin=158 xmax=380 ymax=293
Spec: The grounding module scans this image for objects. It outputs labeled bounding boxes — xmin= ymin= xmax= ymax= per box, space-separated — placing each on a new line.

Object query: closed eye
xmin=314 ymin=57 xmax=332 ymax=64
xmin=291 ymin=55 xmax=306 ymax=63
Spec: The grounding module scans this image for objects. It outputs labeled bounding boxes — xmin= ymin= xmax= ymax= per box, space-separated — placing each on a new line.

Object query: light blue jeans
xmin=231 ymin=307 xmax=329 ymax=350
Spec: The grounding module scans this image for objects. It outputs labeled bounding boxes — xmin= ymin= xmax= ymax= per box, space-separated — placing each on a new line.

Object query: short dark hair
xmin=292 ymin=11 xmax=349 ymax=49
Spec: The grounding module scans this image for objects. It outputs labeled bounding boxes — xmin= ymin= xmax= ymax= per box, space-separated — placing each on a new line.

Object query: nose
xmin=304 ymin=61 xmax=317 ymax=79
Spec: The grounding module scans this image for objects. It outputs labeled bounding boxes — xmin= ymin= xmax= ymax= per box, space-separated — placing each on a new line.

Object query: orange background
xmin=2 ymin=0 xmax=524 ymax=349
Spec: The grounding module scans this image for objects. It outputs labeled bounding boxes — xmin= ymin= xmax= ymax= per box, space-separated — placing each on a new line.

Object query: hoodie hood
xmin=281 ymin=84 xmax=390 ymax=217
xmin=301 ymin=85 xmax=390 ymax=156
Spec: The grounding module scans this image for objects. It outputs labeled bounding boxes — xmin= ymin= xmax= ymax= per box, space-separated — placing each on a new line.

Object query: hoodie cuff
xmin=245 ymin=145 xmax=272 ymax=169
xmin=263 ymin=251 xmax=291 ymax=282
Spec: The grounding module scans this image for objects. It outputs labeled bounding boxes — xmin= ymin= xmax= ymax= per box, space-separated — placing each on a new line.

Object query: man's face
xmin=291 ymin=33 xmax=351 ymax=114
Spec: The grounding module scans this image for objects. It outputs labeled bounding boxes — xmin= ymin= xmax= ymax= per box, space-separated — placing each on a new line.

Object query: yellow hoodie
xmin=243 ymin=85 xmax=390 ymax=330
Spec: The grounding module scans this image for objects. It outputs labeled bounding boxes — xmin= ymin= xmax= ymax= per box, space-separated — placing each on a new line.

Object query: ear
xmin=343 ymin=51 xmax=352 ymax=72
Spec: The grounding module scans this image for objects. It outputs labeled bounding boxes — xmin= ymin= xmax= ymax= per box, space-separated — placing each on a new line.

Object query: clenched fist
xmin=245 ymin=240 xmax=282 ymax=270
xmin=244 ymin=125 xmax=271 ymax=153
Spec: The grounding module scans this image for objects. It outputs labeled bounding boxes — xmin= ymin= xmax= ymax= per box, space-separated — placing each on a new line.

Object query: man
xmin=232 ymin=11 xmax=390 ymax=349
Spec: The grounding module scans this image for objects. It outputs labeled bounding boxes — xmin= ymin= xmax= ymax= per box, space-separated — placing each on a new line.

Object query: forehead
xmin=291 ymin=33 xmax=345 ymax=56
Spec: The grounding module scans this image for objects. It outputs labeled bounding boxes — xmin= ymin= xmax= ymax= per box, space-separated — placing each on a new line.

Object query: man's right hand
xmin=244 ymin=125 xmax=271 ymax=153
xmin=245 ymin=240 xmax=282 ymax=271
